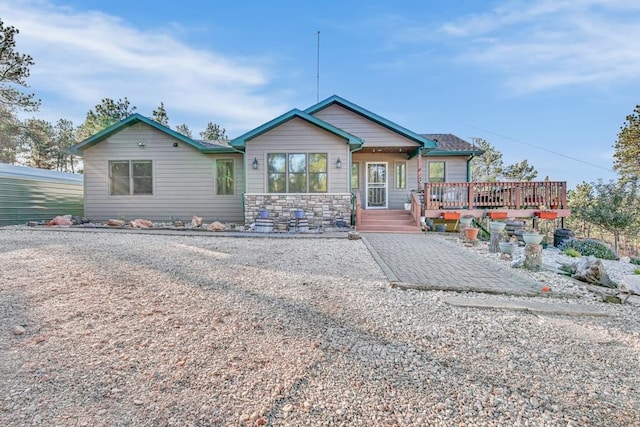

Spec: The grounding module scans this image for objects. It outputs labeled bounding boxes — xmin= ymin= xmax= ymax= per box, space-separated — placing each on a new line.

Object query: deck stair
xmin=357 ymin=209 xmax=421 ymax=233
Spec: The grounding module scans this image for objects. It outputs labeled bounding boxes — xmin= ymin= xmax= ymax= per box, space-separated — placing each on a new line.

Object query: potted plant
xmin=404 ymin=193 xmax=413 ymax=211
xmin=522 ymin=230 xmax=544 ymax=245
xmin=499 ymin=241 xmax=516 ymax=255
xmin=465 ymin=226 xmax=479 ymax=241
xmin=460 ymin=215 xmax=474 ymax=228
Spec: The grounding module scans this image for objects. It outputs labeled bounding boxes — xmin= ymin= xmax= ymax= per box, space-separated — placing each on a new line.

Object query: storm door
xmin=366 ymin=162 xmax=388 ymax=208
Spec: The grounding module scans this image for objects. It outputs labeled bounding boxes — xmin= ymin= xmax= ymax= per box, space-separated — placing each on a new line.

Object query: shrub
xmin=564 ymin=248 xmax=582 ymax=258
xmin=635 ymin=267 xmax=640 ymax=275
xmin=631 ymin=256 xmax=640 ymax=266
xmin=558 ymin=238 xmax=618 ymax=260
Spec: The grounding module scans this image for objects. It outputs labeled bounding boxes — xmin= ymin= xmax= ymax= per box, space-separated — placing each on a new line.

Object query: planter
xmin=294 ymin=209 xmax=305 ymax=219
xmin=258 ymin=209 xmax=269 ymax=219
xmin=425 ymin=218 xmax=434 ymax=230
xmin=435 ymin=224 xmax=447 ymax=233
xmin=459 ymin=216 xmax=474 ymax=227
xmin=489 ymin=221 xmax=507 ymax=232
xmin=464 ymin=227 xmax=479 ymax=241
xmin=522 ymin=232 xmax=544 ymax=245
xmin=488 ymin=211 xmax=508 ymax=220
xmin=442 ymin=212 xmax=461 ymax=220
xmin=499 ymin=242 xmax=516 ymax=255
xmin=535 ymin=211 xmax=558 ymax=219
xmin=404 ymin=203 xmax=411 ymax=211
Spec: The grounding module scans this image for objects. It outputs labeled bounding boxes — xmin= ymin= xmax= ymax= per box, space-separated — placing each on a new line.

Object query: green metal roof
xmin=70 ymin=114 xmax=236 ymax=155
xmin=229 ymin=108 xmax=364 ymax=149
xmin=304 ymin=95 xmax=437 ymax=149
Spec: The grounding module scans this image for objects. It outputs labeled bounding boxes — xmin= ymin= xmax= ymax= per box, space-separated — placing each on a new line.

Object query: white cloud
xmin=402 ymin=0 xmax=640 ymax=94
xmin=1 ymin=0 xmax=289 ymax=133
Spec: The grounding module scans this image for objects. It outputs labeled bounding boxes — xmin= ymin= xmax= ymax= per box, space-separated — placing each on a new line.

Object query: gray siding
xmin=423 ymin=156 xmax=468 ymax=183
xmin=0 ymin=164 xmax=83 ymax=225
xmin=82 ymin=123 xmax=244 ymax=222
xmin=312 ymin=104 xmax=421 ymax=149
xmin=245 ymin=117 xmax=350 ymax=193
xmin=352 ymin=152 xmax=419 ymax=209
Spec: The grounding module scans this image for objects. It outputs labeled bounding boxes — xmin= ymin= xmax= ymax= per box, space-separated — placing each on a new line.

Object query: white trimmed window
xmin=267 ymin=153 xmax=327 ymax=193
xmin=109 ymin=160 xmax=152 ymax=195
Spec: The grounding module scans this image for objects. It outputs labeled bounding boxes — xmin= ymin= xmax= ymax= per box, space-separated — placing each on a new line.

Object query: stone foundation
xmin=244 ymin=193 xmax=352 ymax=227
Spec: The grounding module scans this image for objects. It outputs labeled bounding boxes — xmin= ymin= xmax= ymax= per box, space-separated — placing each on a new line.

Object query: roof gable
xmin=305 ymin=95 xmax=437 ymax=149
xmin=70 ymin=114 xmax=235 ymax=154
xmin=229 ymin=108 xmax=364 ymax=149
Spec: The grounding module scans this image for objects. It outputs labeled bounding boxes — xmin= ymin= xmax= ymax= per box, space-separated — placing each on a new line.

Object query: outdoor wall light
xmin=252 ymin=158 xmax=259 ymax=169
xmin=336 ymin=158 xmax=342 ymax=169
xmin=138 ymin=142 xmax=146 ymax=148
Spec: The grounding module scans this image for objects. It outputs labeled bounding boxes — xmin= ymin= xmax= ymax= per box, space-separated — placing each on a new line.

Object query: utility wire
xmin=466 ymin=124 xmax=614 ymax=172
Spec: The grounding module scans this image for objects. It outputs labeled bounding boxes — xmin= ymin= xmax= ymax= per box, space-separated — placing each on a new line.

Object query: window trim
xmin=428 ymin=160 xmax=446 ymax=183
xmin=108 ymin=160 xmax=153 ymax=196
xmin=266 ymin=152 xmax=328 ymax=193
xmin=215 ymin=158 xmax=235 ymax=196
xmin=395 ymin=161 xmax=406 ymax=189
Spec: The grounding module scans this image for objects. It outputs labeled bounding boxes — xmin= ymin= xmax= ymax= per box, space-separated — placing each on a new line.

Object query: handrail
xmin=423 ymin=181 xmax=568 ymax=211
xmin=354 ymin=189 xmax=362 ymax=226
xmin=410 ymin=191 xmax=421 ymax=226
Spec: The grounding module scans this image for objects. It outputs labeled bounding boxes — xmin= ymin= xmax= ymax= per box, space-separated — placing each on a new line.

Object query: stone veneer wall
xmin=244 ymin=193 xmax=352 ymax=227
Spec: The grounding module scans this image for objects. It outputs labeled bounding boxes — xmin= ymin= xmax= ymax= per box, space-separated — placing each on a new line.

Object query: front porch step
xmin=357 ymin=209 xmax=421 ymax=233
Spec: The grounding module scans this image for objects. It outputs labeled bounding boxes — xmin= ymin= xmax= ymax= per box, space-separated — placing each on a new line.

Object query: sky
xmin=2 ymin=0 xmax=639 ymax=189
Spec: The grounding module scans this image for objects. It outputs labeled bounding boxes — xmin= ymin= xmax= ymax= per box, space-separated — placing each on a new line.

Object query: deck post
xmin=467 ymin=182 xmax=473 ymax=209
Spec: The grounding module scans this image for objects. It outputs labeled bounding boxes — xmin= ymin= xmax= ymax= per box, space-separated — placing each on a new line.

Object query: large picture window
xmin=109 ymin=160 xmax=152 ymax=196
xmin=267 ymin=153 xmax=327 ymax=193
xmin=216 ymin=159 xmax=234 ymax=195
xmin=428 ymin=161 xmax=445 ymax=183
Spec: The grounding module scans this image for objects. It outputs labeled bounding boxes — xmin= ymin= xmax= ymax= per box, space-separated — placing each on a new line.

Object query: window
xmin=351 ymin=163 xmax=359 ymax=189
xmin=216 ymin=159 xmax=234 ymax=195
xmin=428 ymin=161 xmax=445 ymax=182
xmin=267 ymin=153 xmax=327 ymax=193
xmin=109 ymin=160 xmax=152 ymax=196
xmin=395 ymin=162 xmax=406 ymax=189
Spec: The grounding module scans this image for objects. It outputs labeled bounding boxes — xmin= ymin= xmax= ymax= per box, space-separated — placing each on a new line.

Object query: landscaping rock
xmin=106 ymin=219 xmax=125 ymax=227
xmin=205 ymin=221 xmax=227 ymax=232
xmin=191 ymin=215 xmax=203 ymax=227
xmin=129 ymin=219 xmax=153 ymax=229
xmin=47 ymin=215 xmax=73 ymax=226
xmin=573 ymin=256 xmax=615 ymax=288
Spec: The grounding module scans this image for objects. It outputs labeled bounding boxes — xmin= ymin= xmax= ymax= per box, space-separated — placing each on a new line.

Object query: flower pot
xmin=535 ymin=211 xmax=558 ymax=219
xmin=435 ymin=224 xmax=447 ymax=233
xmin=522 ymin=232 xmax=543 ymax=245
xmin=489 ymin=221 xmax=507 ymax=232
xmin=442 ymin=212 xmax=461 ymax=220
xmin=459 ymin=216 xmax=474 ymax=227
xmin=499 ymin=242 xmax=516 ymax=255
xmin=404 ymin=203 xmax=411 ymax=211
xmin=464 ymin=227 xmax=479 ymax=240
xmin=488 ymin=211 xmax=508 ymax=219
xmin=258 ymin=209 xmax=269 ymax=219
xmin=294 ymin=209 xmax=305 ymax=219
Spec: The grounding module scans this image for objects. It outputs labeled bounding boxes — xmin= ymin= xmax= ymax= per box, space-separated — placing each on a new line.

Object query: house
xmin=75 ymin=95 xmax=565 ymax=231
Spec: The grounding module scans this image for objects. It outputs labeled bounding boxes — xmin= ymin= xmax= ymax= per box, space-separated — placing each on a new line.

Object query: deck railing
xmin=424 ymin=181 xmax=567 ymax=210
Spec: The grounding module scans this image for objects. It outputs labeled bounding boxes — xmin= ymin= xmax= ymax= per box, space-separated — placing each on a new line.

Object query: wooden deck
xmin=423 ymin=181 xmax=570 ymax=219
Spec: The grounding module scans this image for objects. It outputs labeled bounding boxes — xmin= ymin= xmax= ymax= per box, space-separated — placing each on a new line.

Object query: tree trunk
xmin=523 ymin=244 xmax=542 ymax=271
xmin=489 ymin=231 xmax=502 ymax=253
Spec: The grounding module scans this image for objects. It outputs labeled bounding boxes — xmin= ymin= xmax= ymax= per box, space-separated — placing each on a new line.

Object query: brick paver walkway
xmin=361 ymin=233 xmax=542 ymax=296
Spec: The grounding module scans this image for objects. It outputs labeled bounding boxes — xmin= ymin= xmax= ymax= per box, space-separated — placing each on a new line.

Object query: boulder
xmin=205 ymin=221 xmax=226 ymax=232
xmin=106 ymin=219 xmax=125 ymax=227
xmin=129 ymin=219 xmax=153 ymax=229
xmin=572 ymin=256 xmax=615 ymax=288
xmin=191 ymin=215 xmax=203 ymax=227
xmin=619 ymin=275 xmax=640 ymax=295
xmin=47 ymin=215 xmax=73 ymax=226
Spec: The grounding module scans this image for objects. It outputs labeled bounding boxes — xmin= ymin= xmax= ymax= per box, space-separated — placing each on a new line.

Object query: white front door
xmin=366 ymin=162 xmax=388 ymax=208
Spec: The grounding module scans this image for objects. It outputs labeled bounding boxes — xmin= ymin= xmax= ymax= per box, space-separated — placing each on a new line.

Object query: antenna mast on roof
xmin=316 ymin=30 xmax=320 ymax=103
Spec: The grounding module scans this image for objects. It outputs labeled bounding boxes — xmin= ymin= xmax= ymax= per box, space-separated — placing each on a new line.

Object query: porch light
xmin=252 ymin=158 xmax=258 ymax=169
xmin=336 ymin=158 xmax=342 ymax=169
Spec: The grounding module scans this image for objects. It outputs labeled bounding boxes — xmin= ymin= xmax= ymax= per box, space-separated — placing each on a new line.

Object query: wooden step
xmin=357 ymin=209 xmax=421 ymax=233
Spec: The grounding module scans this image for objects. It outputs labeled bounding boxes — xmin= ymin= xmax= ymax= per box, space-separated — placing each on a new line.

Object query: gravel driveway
xmin=1 ymin=229 xmax=639 ymax=426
